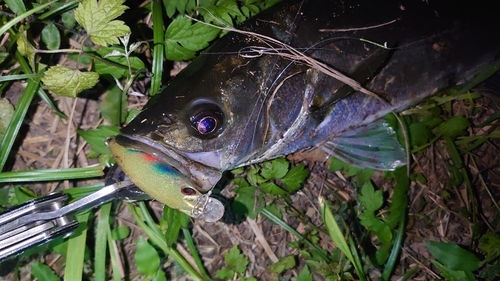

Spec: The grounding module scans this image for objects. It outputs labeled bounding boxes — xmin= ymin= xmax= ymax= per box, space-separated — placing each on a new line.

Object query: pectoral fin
xmin=322 ymin=120 xmax=406 ymax=170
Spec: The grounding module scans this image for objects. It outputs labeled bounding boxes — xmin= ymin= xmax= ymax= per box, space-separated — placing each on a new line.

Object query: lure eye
xmin=181 ymin=187 xmax=197 ymax=196
xmin=187 ymin=99 xmax=224 ymax=138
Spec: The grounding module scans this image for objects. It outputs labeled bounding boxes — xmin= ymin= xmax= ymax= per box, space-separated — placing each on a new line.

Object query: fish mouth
xmin=114 ymin=134 xmax=223 ymax=192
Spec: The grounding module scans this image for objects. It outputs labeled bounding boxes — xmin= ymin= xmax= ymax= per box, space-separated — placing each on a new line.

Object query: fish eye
xmin=187 ymin=99 xmax=224 ymax=138
xmin=181 ymin=187 xmax=197 ymax=195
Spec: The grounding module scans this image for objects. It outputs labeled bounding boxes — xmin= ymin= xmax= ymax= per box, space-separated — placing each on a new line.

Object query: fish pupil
xmin=197 ymin=116 xmax=217 ymax=134
xmin=181 ymin=187 xmax=197 ymax=195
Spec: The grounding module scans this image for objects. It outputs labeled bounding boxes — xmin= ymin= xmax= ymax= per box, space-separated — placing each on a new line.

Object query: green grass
xmin=1 ymin=0 xmax=499 ymax=280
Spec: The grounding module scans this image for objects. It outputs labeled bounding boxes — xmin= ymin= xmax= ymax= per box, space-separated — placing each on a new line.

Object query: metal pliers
xmin=0 ymin=166 xmax=149 ymax=262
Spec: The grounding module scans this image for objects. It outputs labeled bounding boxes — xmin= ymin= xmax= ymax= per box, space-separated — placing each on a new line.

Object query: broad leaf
xmin=75 ymin=0 xmax=131 ymax=46
xmin=42 ymin=66 xmax=99 ymax=98
xmin=426 ymin=241 xmax=481 ymax=271
xmin=135 ymin=237 xmax=161 ymax=277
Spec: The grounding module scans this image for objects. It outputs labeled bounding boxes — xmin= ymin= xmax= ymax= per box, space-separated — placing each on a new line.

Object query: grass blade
xmin=0 ymin=1 xmax=56 ymax=36
xmin=64 ymin=212 xmax=90 ymax=281
xmin=0 ymin=166 xmax=104 ymax=182
xmin=150 ymin=0 xmax=165 ymax=96
xmin=182 ymin=228 xmax=211 ymax=280
xmin=95 ymin=203 xmax=112 ymax=281
xmin=260 ymin=208 xmax=329 ymax=262
xmin=0 ymin=71 xmax=39 ymax=171
xmin=318 ymin=196 xmax=367 ymax=281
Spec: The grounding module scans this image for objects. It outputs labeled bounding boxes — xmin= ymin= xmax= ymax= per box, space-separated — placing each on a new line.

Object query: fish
xmin=107 ymin=0 xmax=500 ymax=221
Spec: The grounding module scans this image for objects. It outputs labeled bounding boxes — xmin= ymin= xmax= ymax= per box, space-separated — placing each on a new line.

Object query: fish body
xmin=109 ymin=0 xmax=500 ymax=220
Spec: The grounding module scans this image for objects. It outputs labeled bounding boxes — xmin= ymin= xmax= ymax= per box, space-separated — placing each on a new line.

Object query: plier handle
xmin=0 ymin=166 xmax=149 ymax=262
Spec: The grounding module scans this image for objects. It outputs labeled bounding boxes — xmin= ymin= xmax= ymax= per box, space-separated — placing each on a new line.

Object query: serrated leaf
xmin=74 ymin=0 xmax=131 ymax=46
xmin=260 ymin=158 xmax=289 ymax=180
xmin=111 ymin=225 xmax=130 ymax=240
xmin=42 ymin=66 xmax=99 ymax=98
xmin=384 ymin=167 xmax=409 ymax=229
xmin=296 ymin=265 xmax=313 ymax=281
xmin=165 ymin=16 xmax=220 ymax=60
xmin=41 ymin=22 xmax=61 ymax=50
xmin=268 ymin=255 xmax=296 ymax=274
xmin=216 ymin=268 xmax=235 ymax=279
xmin=225 ymin=246 xmax=249 ymax=274
xmin=281 ymin=165 xmax=309 ymax=192
xmin=426 ymin=241 xmax=481 ymax=271
xmin=358 ymin=182 xmax=383 ymax=212
xmin=438 ymin=116 xmax=471 ymax=139
xmin=78 ymin=126 xmax=120 ymax=155
xmin=478 ymin=232 xmax=500 ymax=260
xmin=135 ymin=237 xmax=161 ymax=277
xmin=31 ymin=262 xmax=60 ymax=281
xmin=359 ymin=211 xmax=392 ymax=244
xmin=0 ymin=98 xmax=14 ymax=142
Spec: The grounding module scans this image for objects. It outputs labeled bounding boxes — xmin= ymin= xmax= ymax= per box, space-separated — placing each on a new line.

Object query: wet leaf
xmin=42 ymin=66 xmax=99 ymax=98
xmin=31 ymin=262 xmax=60 ymax=281
xmin=135 ymin=237 xmax=160 ymax=277
xmin=426 ymin=241 xmax=481 ymax=271
xmin=74 ymin=0 xmax=130 ymax=46
xmin=41 ymin=23 xmax=61 ymax=50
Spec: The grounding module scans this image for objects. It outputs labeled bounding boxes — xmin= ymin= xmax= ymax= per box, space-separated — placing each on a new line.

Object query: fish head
xmin=114 ymin=45 xmax=277 ymax=219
